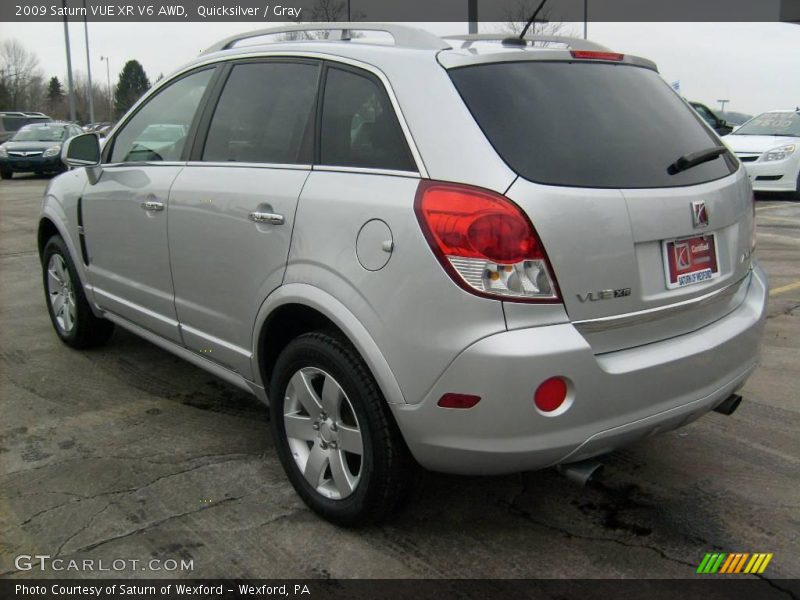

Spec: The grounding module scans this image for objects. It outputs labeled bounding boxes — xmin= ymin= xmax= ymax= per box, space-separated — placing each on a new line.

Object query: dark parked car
xmin=0 ymin=111 xmax=52 ymax=143
xmin=0 ymin=121 xmax=84 ymax=179
xmin=690 ymin=102 xmax=733 ymax=136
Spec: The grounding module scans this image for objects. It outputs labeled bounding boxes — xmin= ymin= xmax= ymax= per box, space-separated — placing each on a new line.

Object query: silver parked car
xmin=40 ymin=24 xmax=767 ymax=525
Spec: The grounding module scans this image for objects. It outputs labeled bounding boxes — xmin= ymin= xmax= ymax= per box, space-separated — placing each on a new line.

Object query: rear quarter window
xmin=449 ymin=61 xmax=737 ymax=189
xmin=320 ymin=66 xmax=415 ymax=172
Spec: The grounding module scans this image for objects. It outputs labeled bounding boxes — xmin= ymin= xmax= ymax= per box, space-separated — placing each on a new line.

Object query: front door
xmin=82 ymin=67 xmax=215 ymax=342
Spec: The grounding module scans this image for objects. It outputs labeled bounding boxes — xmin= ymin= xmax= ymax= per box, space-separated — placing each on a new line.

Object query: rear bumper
xmin=391 ymin=264 xmax=768 ymax=475
xmin=0 ymin=155 xmax=63 ymax=173
xmin=742 ymin=160 xmax=799 ymax=192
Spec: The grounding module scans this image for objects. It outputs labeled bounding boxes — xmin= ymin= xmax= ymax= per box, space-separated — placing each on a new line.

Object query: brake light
xmin=570 ymin=50 xmax=624 ymax=62
xmin=415 ymin=180 xmax=560 ymax=302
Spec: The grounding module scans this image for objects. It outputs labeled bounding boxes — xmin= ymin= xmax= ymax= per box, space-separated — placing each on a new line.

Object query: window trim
xmin=102 ymin=64 xmax=221 ymax=166
xmin=312 ymin=164 xmax=420 ymax=179
xmin=189 ymin=57 xmax=322 ymax=166
xmin=121 ymin=50 xmax=426 ymax=176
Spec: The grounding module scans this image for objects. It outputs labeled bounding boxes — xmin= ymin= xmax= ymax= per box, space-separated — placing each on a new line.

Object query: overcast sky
xmin=0 ymin=21 xmax=798 ymax=116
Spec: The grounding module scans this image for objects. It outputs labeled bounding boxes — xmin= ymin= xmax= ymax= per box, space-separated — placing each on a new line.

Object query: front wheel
xmin=42 ymin=235 xmax=114 ymax=348
xmin=0 ymin=169 xmax=11 ymax=180
xmin=269 ymin=332 xmax=415 ymax=526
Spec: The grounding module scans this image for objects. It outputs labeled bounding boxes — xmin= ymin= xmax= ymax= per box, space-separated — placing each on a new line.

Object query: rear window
xmin=2 ymin=116 xmax=48 ymax=132
xmin=449 ymin=61 xmax=737 ymax=189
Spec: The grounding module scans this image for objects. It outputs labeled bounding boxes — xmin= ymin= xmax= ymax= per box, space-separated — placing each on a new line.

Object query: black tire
xmin=0 ymin=169 xmax=11 ymax=180
xmin=42 ymin=235 xmax=114 ymax=349
xmin=269 ymin=331 xmax=415 ymax=526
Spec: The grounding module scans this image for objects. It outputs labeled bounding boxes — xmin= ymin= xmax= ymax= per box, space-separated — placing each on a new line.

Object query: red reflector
xmin=570 ymin=50 xmax=624 ymax=62
xmin=534 ymin=378 xmax=568 ymax=412
xmin=438 ymin=393 xmax=481 ymax=409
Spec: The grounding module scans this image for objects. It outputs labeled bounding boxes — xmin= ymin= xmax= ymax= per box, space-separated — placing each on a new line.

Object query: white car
xmin=724 ymin=109 xmax=800 ymax=197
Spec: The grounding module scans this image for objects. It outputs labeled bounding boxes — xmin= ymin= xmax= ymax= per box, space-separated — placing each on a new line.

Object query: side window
xmin=320 ymin=67 xmax=415 ymax=172
xmin=695 ymin=105 xmax=716 ymax=127
xmin=202 ymin=61 xmax=319 ymax=164
xmin=110 ymin=68 xmax=213 ymax=164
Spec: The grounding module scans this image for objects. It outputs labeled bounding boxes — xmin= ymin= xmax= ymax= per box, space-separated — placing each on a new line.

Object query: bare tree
xmin=0 ymin=39 xmax=43 ymax=109
xmin=502 ymin=0 xmax=575 ymax=40
xmin=71 ymin=72 xmax=115 ymax=123
xmin=280 ymin=0 xmax=366 ymax=41
xmin=309 ymin=0 xmax=346 ymax=22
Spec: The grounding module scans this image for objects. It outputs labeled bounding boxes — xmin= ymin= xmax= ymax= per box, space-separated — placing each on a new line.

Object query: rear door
xmin=449 ymin=59 xmax=753 ymax=352
xmin=82 ymin=67 xmax=215 ymax=342
xmin=167 ymin=59 xmax=320 ymax=378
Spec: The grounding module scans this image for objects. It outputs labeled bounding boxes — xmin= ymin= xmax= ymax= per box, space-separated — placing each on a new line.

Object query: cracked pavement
xmin=1 ymin=176 xmax=798 ymax=583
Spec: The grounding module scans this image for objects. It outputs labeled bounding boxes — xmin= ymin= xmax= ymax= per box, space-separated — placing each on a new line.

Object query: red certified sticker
xmin=664 ymin=234 xmax=720 ymax=289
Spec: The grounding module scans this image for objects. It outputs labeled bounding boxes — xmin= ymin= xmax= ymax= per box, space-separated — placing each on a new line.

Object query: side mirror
xmin=62 ymin=133 xmax=101 ymax=167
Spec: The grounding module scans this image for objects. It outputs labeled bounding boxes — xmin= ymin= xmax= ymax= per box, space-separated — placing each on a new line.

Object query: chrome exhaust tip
xmin=713 ymin=393 xmax=743 ymax=416
xmin=556 ymin=459 xmax=604 ymax=487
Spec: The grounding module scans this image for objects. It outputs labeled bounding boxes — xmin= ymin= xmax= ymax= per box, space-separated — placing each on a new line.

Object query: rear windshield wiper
xmin=667 ymin=146 xmax=727 ymax=175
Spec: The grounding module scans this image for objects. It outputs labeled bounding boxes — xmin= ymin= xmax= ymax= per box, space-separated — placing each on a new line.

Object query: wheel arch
xmin=252 ymin=284 xmax=406 ymax=406
xmin=37 ymin=217 xmax=61 ymax=261
xmin=37 ymin=210 xmax=100 ymax=316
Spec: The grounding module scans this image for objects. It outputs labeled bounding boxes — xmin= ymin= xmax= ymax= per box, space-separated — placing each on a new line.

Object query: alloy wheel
xmin=47 ymin=254 xmax=76 ymax=333
xmin=283 ymin=367 xmax=364 ymax=500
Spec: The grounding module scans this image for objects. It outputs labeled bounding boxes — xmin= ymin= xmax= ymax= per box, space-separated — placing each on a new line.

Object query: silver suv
xmin=40 ymin=24 xmax=767 ymax=525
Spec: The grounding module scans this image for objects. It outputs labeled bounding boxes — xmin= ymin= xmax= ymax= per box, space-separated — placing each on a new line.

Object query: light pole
xmin=82 ymin=0 xmax=95 ymax=124
xmin=717 ymin=99 xmax=730 ymax=114
xmin=584 ymin=0 xmax=588 ymax=39
xmin=100 ymin=56 xmax=112 ymax=120
xmin=468 ymin=0 xmax=478 ymax=34
xmin=62 ymin=0 xmax=76 ymax=122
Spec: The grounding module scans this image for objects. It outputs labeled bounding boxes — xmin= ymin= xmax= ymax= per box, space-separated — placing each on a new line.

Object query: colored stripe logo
xmin=697 ymin=553 xmax=773 ymax=574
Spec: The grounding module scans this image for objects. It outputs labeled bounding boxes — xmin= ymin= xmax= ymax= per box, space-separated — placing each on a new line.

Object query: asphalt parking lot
xmin=0 ymin=175 xmax=798 ymax=585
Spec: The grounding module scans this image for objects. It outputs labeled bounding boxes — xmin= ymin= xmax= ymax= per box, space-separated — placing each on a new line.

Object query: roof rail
xmin=202 ymin=23 xmax=450 ymax=55
xmin=442 ymin=34 xmax=611 ymax=52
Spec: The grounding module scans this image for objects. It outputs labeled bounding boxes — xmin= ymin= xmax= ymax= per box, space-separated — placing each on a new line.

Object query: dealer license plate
xmin=663 ymin=234 xmax=720 ymax=289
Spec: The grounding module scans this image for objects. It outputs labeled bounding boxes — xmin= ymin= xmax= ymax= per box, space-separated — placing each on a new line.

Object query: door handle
xmin=141 ymin=201 xmax=165 ymax=212
xmin=249 ymin=211 xmax=284 ymax=225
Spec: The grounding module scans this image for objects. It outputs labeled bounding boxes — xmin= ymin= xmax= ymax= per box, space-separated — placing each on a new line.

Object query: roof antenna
xmin=503 ymin=0 xmax=549 ymax=47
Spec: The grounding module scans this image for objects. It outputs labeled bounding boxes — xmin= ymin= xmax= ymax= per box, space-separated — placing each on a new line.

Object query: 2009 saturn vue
xmin=39 ymin=24 xmax=767 ymax=525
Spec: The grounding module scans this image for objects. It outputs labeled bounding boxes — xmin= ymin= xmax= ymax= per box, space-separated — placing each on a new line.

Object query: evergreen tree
xmin=113 ymin=60 xmax=149 ymax=117
xmin=45 ymin=76 xmax=64 ymax=118
xmin=46 ymin=76 xmax=63 ymax=103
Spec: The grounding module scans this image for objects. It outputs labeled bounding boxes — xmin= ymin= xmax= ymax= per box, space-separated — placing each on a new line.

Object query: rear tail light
xmin=570 ymin=50 xmax=625 ymax=62
xmin=415 ymin=180 xmax=560 ymax=303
